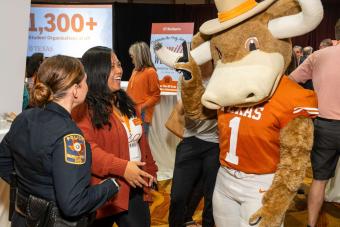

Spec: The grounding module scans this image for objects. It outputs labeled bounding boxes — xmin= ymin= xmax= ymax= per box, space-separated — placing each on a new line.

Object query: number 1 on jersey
xmin=225 ymin=117 xmax=240 ymax=165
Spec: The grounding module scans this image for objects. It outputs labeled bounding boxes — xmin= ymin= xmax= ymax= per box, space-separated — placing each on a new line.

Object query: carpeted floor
xmin=149 ymin=179 xmax=340 ymax=227
xmin=149 ymin=179 xmax=203 ymax=227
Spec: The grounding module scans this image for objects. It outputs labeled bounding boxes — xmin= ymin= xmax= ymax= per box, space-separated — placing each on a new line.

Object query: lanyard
xmin=113 ymin=110 xmax=131 ymax=133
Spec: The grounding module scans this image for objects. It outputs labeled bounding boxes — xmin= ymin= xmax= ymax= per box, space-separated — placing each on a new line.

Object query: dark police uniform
xmin=0 ymin=102 xmax=118 ymax=226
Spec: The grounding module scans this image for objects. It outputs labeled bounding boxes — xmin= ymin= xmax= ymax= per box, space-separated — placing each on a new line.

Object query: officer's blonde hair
xmin=31 ymin=55 xmax=85 ymax=107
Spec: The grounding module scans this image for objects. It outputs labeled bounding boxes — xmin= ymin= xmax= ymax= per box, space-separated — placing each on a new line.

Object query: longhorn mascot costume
xmin=155 ymin=0 xmax=323 ymax=226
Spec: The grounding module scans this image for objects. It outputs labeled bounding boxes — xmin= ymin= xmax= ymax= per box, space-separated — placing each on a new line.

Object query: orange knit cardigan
xmin=72 ymin=103 xmax=158 ymax=219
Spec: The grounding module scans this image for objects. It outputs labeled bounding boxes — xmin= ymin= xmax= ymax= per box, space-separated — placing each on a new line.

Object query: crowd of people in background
xmin=289 ymin=38 xmax=337 ymax=90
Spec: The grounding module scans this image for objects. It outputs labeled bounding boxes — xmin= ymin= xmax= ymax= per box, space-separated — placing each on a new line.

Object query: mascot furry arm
xmin=155 ymin=0 xmax=323 ymax=226
xmin=155 ymin=33 xmax=216 ymax=120
xmin=249 ymin=115 xmax=314 ymax=226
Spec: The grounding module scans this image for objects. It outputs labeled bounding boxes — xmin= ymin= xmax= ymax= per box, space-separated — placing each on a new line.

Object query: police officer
xmin=0 ymin=55 xmax=119 ymax=227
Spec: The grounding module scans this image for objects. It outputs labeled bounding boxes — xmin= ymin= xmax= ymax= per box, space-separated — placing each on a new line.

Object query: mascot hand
xmin=154 ymin=41 xmax=201 ymax=81
xmin=249 ymin=203 xmax=286 ymax=227
xmin=174 ymin=41 xmax=192 ymax=80
xmin=248 ymin=178 xmax=296 ymax=227
xmin=249 ymin=185 xmax=293 ymax=227
xmin=154 ymin=40 xmax=209 ymax=120
xmin=249 ymin=206 xmax=268 ymax=227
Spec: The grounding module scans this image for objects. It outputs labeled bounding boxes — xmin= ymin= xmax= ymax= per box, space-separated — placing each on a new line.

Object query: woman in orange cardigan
xmin=127 ymin=41 xmax=161 ymax=134
xmin=72 ymin=46 xmax=158 ymax=227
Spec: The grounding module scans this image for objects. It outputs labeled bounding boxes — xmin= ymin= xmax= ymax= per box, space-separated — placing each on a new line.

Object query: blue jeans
xmin=141 ymin=111 xmax=150 ymax=135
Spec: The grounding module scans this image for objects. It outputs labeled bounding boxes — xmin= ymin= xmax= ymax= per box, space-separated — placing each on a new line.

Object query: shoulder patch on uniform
xmin=63 ymin=134 xmax=86 ymax=165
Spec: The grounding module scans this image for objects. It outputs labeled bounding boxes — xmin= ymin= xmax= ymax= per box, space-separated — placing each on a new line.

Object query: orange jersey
xmin=218 ymin=76 xmax=318 ymax=174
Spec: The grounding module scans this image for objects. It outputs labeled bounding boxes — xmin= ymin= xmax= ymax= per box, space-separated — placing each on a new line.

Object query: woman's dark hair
xmin=26 ymin=53 xmax=44 ymax=78
xmin=81 ymin=46 xmax=136 ymax=129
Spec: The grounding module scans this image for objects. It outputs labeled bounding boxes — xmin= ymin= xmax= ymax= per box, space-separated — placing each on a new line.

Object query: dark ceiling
xmin=32 ymin=0 xmax=340 ymax=5
xmin=322 ymin=0 xmax=340 ymax=4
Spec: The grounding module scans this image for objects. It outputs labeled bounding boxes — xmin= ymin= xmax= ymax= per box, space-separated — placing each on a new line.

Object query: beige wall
xmin=0 ymin=0 xmax=30 ymax=114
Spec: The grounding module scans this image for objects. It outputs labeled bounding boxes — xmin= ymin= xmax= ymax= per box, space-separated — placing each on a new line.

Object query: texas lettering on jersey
xmin=226 ymin=106 xmax=264 ymax=121
xmin=218 ymin=77 xmax=318 ymax=174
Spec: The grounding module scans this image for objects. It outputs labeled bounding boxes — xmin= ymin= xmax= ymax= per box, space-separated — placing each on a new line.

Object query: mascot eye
xmin=215 ymin=46 xmax=223 ymax=59
xmin=245 ymin=37 xmax=259 ymax=51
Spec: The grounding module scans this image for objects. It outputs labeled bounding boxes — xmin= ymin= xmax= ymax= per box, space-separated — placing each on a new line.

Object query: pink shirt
xmin=290 ymin=45 xmax=340 ymax=120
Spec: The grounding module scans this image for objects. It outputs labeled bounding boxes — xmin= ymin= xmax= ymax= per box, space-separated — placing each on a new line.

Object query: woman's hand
xmin=123 ymin=161 xmax=154 ymax=188
xmin=148 ymin=175 xmax=157 ymax=186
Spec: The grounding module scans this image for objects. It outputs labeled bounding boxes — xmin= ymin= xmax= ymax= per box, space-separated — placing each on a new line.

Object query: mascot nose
xmin=201 ymin=92 xmax=222 ymax=109
xmin=240 ymin=89 xmax=263 ymax=103
xmin=246 ymin=93 xmax=255 ymax=98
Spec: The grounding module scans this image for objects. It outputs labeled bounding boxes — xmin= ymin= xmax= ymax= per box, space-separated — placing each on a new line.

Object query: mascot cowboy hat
xmin=200 ymin=0 xmax=276 ymax=35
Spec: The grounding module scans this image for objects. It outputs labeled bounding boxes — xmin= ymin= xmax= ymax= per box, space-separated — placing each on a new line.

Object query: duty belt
xmin=15 ymin=191 xmax=93 ymax=227
xmin=15 ymin=191 xmax=42 ymax=218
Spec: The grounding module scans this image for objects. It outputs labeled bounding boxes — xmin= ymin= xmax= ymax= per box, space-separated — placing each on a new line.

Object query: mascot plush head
xmin=156 ymin=0 xmax=323 ymax=109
